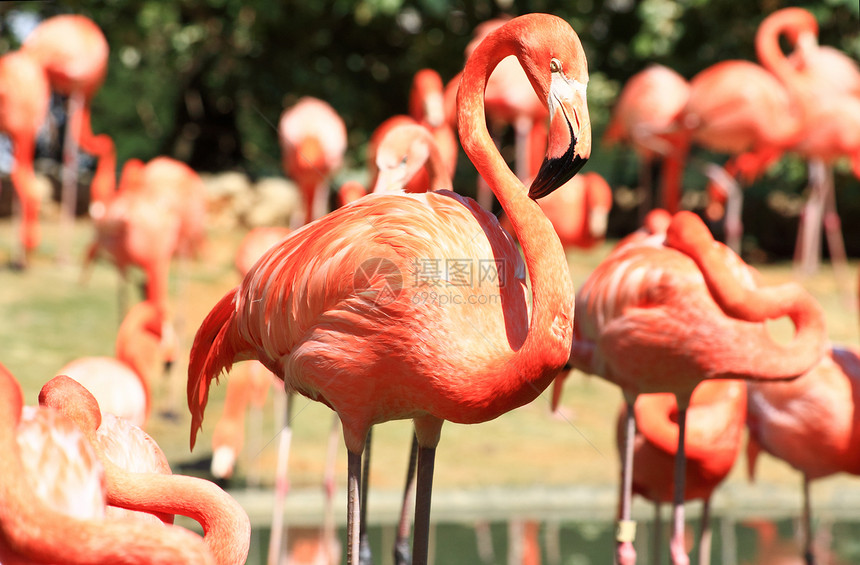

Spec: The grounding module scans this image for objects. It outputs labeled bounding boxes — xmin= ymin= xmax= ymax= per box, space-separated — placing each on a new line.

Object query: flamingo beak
xmin=530 ymin=74 xmax=591 ymax=199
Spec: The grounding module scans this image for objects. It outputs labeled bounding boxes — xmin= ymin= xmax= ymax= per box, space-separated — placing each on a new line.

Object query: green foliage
xmin=0 ymin=0 xmax=857 ymax=202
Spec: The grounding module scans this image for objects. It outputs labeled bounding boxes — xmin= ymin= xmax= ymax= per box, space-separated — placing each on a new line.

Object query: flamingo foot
xmin=616 ymin=541 xmax=636 ymax=565
xmin=359 ymin=542 xmax=372 ymax=565
xmin=393 ymin=539 xmax=411 ymax=565
xmin=669 ymin=534 xmax=690 ymax=565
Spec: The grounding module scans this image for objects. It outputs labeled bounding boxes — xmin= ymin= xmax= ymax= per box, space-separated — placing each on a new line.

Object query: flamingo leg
xmin=312 ymin=181 xmax=329 ymax=223
xmin=58 ymin=91 xmax=85 ymax=265
xmin=412 ymin=444 xmax=436 ymax=565
xmin=637 ymin=156 xmax=654 ymax=224
xmin=669 ymin=404 xmax=690 ymax=565
xmin=617 ymin=393 xmax=638 ymax=565
xmin=474 ymin=521 xmax=495 ymax=564
xmin=9 ymin=191 xmax=24 ymax=269
xmin=698 ymin=497 xmax=712 ymax=565
xmin=820 ymin=164 xmax=852 ymax=307
xmin=802 ymin=475 xmax=815 ymax=565
xmin=267 ymin=392 xmax=294 ymax=565
xmin=394 ymin=432 xmax=419 ymax=565
xmin=652 ymin=502 xmax=663 ymax=565
xmin=9 ymin=134 xmax=39 ymax=269
xmin=347 ymin=449 xmax=363 ymax=565
xmin=513 ymin=115 xmax=534 ymax=183
xmin=359 ymin=428 xmax=373 ymax=565
xmin=795 ymin=160 xmax=827 ymax=277
xmin=702 ymin=162 xmax=743 ymax=253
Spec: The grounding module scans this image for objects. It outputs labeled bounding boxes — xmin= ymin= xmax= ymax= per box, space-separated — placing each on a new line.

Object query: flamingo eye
xmin=550 ymin=58 xmax=562 ymax=73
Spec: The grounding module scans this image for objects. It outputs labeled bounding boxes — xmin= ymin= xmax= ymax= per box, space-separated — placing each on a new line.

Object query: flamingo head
xmin=511 ymin=15 xmax=591 ymax=199
xmin=372 ymin=124 xmax=434 ymax=194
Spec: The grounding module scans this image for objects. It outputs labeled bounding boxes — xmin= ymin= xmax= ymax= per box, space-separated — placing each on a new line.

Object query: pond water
xmin=236 ymin=514 xmax=860 ymax=564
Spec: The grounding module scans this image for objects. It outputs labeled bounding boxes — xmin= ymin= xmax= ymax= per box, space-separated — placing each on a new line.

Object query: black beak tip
xmin=528 ymin=152 xmax=588 ymax=200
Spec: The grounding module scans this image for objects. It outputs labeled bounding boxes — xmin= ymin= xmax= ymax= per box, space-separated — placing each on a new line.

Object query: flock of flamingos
xmin=0 ymin=6 xmax=858 ymax=565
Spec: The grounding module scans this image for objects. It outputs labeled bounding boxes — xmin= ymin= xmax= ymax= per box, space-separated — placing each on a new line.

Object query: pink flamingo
xmin=187 ymin=13 xmax=590 ymax=565
xmin=84 ymin=156 xmax=207 ymax=317
xmin=755 ymin=8 xmax=860 ymax=286
xmin=747 ymin=309 xmax=860 ymax=565
xmin=604 ymin=64 xmax=690 ymax=215
xmin=278 ymin=97 xmax=347 ymax=227
xmin=0 ymin=363 xmax=226 ymax=564
xmin=664 ymin=50 xmax=804 ymax=253
xmin=0 ymin=50 xmax=50 ymax=267
xmin=22 ymin=14 xmax=115 ymax=261
xmin=617 ymin=381 xmax=746 ymax=565
xmin=41 ymin=375 xmax=251 ymax=565
xmin=56 ymin=299 xmax=170 ymax=428
xmin=566 ymin=211 xmax=827 ymax=565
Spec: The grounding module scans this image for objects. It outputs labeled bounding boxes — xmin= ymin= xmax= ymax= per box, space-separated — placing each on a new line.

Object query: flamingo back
xmin=23 ymin=14 xmax=109 ymax=98
xmin=682 ymin=60 xmax=800 ymax=154
xmin=604 ymin=64 xmax=689 ymax=157
xmin=0 ymin=51 xmax=50 ymax=138
xmin=57 ymin=357 xmax=148 ymax=429
xmin=17 ymin=405 xmax=107 ymax=519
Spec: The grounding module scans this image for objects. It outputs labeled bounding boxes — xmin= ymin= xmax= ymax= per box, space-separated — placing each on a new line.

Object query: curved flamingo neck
xmin=74 ymin=104 xmax=117 ymax=209
xmin=420 ymin=128 xmax=452 ymax=192
xmin=458 ymin=21 xmax=575 ymax=388
xmin=756 ymin=9 xmax=818 ymax=96
xmin=666 ymin=212 xmax=827 ymax=379
xmin=106 ymin=471 xmax=250 ymax=565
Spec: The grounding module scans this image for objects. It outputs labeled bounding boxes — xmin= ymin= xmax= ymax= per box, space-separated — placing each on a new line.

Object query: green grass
xmin=2 ymin=217 xmax=858 ymax=499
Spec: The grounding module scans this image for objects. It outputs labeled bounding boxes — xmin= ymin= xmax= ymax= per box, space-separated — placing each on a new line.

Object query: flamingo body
xmin=191 ymin=190 xmax=538 ymax=452
xmin=58 ymin=357 xmax=148 ymax=428
xmin=603 ymin=64 xmax=689 ymax=214
xmin=279 ymin=97 xmax=347 ymax=224
xmin=23 ymin=15 xmax=108 ymax=98
xmin=680 ymin=60 xmax=801 ymax=155
xmin=86 ymin=157 xmax=206 ymax=316
xmin=747 ymin=346 xmax=860 ymax=480
xmin=56 ymin=299 xmax=167 ymax=428
xmin=604 ymin=64 xmax=690 ymax=159
xmin=567 ymin=211 xmax=826 ymax=565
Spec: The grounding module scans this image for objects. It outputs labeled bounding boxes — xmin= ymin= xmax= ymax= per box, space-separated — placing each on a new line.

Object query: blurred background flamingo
xmin=22 ymin=14 xmax=114 ymax=262
xmin=278 ymin=97 xmax=347 ymax=228
xmin=0 ymin=50 xmax=50 ymax=267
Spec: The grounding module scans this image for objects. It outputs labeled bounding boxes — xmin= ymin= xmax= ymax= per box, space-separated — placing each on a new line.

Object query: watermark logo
xmin=353 ymin=257 xmax=508 ymax=308
xmin=353 ymin=257 xmax=403 ymax=307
